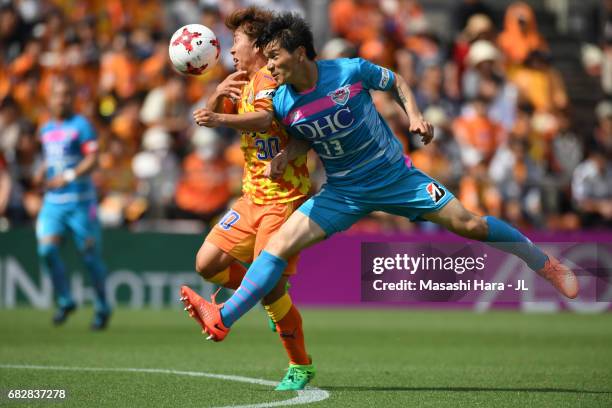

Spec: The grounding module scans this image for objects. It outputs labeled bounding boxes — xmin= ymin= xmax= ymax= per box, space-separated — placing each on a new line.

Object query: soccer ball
xmin=168 ymin=24 xmax=220 ymax=76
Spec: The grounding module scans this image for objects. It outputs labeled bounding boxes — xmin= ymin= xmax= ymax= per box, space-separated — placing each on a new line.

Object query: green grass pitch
xmin=1 ymin=308 xmax=611 ymax=407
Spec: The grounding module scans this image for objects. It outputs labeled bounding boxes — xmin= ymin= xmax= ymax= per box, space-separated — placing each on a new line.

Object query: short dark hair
xmin=256 ymin=12 xmax=317 ymax=60
xmin=225 ymin=6 xmax=274 ymax=41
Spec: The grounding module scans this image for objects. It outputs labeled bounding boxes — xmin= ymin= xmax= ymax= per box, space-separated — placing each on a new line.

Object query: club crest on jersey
xmin=426 ymin=182 xmax=446 ymax=203
xmin=328 ymin=85 xmax=351 ymax=106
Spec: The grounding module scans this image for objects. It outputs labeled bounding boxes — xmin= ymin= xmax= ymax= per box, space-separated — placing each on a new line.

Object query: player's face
xmin=263 ymin=41 xmax=300 ymax=86
xmin=230 ymin=29 xmax=256 ymax=72
xmin=49 ymin=81 xmax=74 ymax=119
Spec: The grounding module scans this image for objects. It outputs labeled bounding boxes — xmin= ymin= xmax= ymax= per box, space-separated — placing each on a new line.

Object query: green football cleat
xmin=275 ymin=361 xmax=316 ymax=391
xmin=268 ymin=316 xmax=277 ymax=332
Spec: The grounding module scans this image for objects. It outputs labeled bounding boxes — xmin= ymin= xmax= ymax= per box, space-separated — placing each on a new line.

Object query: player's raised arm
xmin=195 ymin=69 xmax=278 ymax=132
xmin=388 ymin=72 xmax=434 ymax=145
xmin=193 ymin=108 xmax=273 ymax=132
xmin=205 ymin=70 xmax=248 ymax=112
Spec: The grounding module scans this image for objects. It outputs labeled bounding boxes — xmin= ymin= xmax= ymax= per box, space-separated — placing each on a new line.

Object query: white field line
xmin=0 ymin=364 xmax=330 ymax=408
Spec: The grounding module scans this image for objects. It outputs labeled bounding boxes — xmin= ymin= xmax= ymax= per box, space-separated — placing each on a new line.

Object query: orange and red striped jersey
xmin=229 ymin=67 xmax=310 ymax=204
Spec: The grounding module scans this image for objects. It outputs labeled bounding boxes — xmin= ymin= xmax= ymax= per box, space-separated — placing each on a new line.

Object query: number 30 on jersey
xmin=254 ymin=136 xmax=280 ymax=160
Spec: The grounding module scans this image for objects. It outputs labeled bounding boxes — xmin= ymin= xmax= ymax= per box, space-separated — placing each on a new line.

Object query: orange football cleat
xmin=180 ymin=285 xmax=230 ymax=342
xmin=536 ymin=254 xmax=579 ymax=299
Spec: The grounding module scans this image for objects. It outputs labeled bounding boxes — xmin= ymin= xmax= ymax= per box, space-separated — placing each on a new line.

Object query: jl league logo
xmin=328 ymin=85 xmax=351 ymax=106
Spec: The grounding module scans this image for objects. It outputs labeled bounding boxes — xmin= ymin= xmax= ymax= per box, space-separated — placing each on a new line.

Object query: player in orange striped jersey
xmin=181 ymin=7 xmax=315 ymax=390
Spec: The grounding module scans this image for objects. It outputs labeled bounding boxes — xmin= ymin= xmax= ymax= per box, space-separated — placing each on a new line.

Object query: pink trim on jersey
xmin=404 ymin=154 xmax=413 ymax=168
xmin=42 ymin=129 xmax=78 ymax=143
xmin=283 ymin=81 xmax=363 ymax=126
xmin=42 ymin=129 xmax=67 ymax=143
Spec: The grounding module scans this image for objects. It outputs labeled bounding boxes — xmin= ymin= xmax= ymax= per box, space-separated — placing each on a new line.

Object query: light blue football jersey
xmin=273 ymin=58 xmax=407 ymax=193
xmin=39 ymin=114 xmax=97 ymax=204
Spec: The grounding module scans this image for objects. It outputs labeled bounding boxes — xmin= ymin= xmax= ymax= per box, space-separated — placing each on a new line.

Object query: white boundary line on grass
xmin=0 ymin=364 xmax=330 ymax=408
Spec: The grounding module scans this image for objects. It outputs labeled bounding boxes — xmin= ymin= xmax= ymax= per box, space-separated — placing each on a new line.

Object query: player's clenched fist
xmin=264 ymin=150 xmax=289 ymax=179
xmin=193 ymin=108 xmax=221 ymax=127
xmin=215 ymin=70 xmax=248 ymax=100
xmin=409 ymin=115 xmax=434 ymax=145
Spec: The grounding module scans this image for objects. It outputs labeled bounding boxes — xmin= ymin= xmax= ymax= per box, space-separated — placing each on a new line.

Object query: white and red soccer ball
xmin=168 ymin=24 xmax=220 ymax=76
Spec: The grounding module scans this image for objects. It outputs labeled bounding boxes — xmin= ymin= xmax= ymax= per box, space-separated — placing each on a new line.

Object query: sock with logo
xmin=265 ymin=292 xmax=309 ymax=365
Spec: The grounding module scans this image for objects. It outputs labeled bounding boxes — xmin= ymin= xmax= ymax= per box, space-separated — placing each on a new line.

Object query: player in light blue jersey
xmin=188 ymin=13 xmax=578 ymax=346
xmin=36 ymin=77 xmax=111 ymax=330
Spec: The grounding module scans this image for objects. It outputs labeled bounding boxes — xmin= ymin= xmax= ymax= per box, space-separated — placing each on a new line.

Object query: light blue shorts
xmin=36 ymin=200 xmax=102 ymax=251
xmin=298 ymin=166 xmax=454 ymax=236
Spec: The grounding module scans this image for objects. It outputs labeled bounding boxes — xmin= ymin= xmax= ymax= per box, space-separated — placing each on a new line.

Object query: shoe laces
xmin=284 ymin=366 xmax=310 ymax=383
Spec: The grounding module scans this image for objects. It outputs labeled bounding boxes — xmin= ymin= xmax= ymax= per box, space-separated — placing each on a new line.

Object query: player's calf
xmin=425 ymin=200 xmax=579 ymax=298
xmin=38 ymin=240 xmax=75 ymax=319
xmin=195 ymin=253 xmax=222 ymax=279
xmin=423 ymin=199 xmax=488 ymax=240
xmin=194 ymin=242 xmax=235 ymax=279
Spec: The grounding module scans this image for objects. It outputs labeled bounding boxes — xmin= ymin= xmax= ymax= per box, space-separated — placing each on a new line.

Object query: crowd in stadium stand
xmin=0 ymin=0 xmax=610 ymax=233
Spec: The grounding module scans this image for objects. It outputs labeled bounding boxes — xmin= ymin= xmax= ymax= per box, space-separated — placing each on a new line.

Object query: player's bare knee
xmin=265 ymin=231 xmax=292 ymax=259
xmin=39 ymin=236 xmax=61 ymax=246
xmin=195 ymin=250 xmax=217 ymax=279
xmin=37 ymin=236 xmax=61 ymax=258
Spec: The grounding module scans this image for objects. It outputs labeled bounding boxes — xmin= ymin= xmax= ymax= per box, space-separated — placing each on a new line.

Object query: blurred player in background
xmin=36 ymin=77 xmax=111 ymax=330
xmin=188 ymin=12 xmax=579 ymax=344
xmin=180 ymin=7 xmax=314 ymax=390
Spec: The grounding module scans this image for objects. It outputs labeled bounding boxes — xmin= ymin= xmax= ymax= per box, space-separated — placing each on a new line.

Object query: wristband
xmin=62 ymin=169 xmax=77 ymax=183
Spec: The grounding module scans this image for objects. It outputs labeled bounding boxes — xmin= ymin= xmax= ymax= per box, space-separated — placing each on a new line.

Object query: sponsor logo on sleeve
xmin=255 ymin=88 xmax=276 ymax=100
xmin=379 ymin=68 xmax=390 ymax=89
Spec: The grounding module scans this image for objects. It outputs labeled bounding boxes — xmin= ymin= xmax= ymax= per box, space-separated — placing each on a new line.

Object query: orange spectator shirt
xmin=452 ymin=115 xmax=505 ymax=161
xmin=229 ymin=67 xmax=310 ymax=205
xmin=175 ymin=154 xmax=231 ymax=215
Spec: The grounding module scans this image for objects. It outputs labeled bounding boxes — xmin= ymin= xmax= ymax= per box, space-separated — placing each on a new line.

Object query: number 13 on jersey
xmin=320 ymin=139 xmax=344 ymax=157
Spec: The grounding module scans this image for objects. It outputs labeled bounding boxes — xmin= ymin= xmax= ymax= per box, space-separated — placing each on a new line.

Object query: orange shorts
xmin=205 ymin=196 xmax=303 ymax=275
